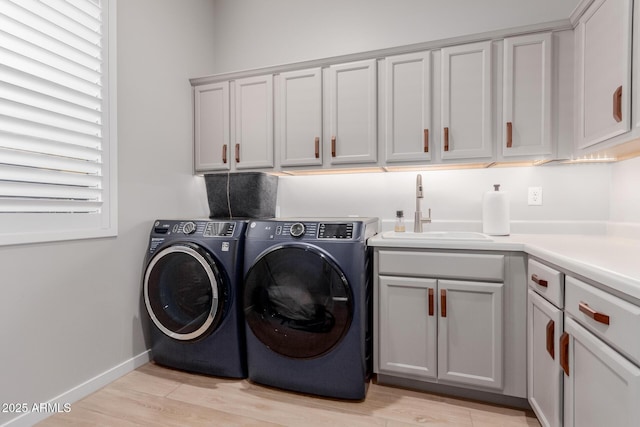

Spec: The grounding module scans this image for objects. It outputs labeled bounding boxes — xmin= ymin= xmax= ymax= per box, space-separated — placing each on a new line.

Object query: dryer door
xmin=244 ymin=245 xmax=353 ymax=359
xmin=144 ymin=243 xmax=225 ymax=341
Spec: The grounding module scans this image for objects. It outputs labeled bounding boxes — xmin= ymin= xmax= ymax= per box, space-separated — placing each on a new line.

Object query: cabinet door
xmin=574 ymin=0 xmax=632 ymax=149
xmin=440 ymin=41 xmax=493 ymax=160
xmin=327 ymin=60 xmax=377 ymax=165
xmin=528 ymin=290 xmax=563 ymax=427
xmin=234 ymin=75 xmax=274 ymax=169
xmin=278 ymin=68 xmax=322 ymax=167
xmin=378 ymin=276 xmax=437 ymax=380
xmin=384 ymin=52 xmax=431 ymax=163
xmin=563 ymin=317 xmax=640 ymax=427
xmin=194 ymin=82 xmax=230 ymax=172
xmin=438 ymin=279 xmax=503 ymax=389
xmin=503 ymin=33 xmax=552 ymax=158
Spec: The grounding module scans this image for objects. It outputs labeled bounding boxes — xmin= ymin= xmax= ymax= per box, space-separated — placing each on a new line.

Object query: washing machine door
xmin=144 ymin=242 xmax=225 ymax=341
xmin=244 ymin=245 xmax=353 ymax=359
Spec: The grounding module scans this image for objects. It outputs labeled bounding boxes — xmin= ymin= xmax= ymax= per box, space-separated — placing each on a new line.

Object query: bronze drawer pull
xmin=440 ymin=289 xmax=447 ymax=318
xmin=235 ymin=143 xmax=240 ymax=163
xmin=531 ymin=274 xmax=548 ymax=288
xmin=613 ymin=86 xmax=622 ymax=123
xmin=506 ymin=122 xmax=513 ymax=148
xmin=428 ymin=288 xmax=434 ymax=316
xmin=546 ymin=320 xmax=555 ymax=359
xmin=314 ymin=137 xmax=320 ymax=158
xmin=331 ymin=136 xmax=336 ymax=157
xmin=423 ymin=129 xmax=429 ymax=153
xmin=579 ymin=302 xmax=610 ymax=325
xmin=560 ymin=332 xmax=570 ymax=376
xmin=443 ymin=127 xmax=449 ymax=152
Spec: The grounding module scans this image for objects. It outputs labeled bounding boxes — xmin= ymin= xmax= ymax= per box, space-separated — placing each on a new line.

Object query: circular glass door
xmin=144 ymin=243 xmax=225 ymax=341
xmin=243 ymin=245 xmax=353 ymax=359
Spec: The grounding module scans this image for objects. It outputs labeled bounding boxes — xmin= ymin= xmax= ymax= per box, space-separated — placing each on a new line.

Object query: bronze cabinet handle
xmin=560 ymin=332 xmax=570 ymax=376
xmin=443 ymin=127 xmax=449 ymax=152
xmin=440 ymin=289 xmax=447 ymax=318
xmin=222 ymin=145 xmax=227 ymax=164
xmin=331 ymin=136 xmax=336 ymax=157
xmin=506 ymin=122 xmax=513 ymax=148
xmin=423 ymin=129 xmax=429 ymax=153
xmin=579 ymin=302 xmax=610 ymax=325
xmin=546 ymin=320 xmax=555 ymax=359
xmin=531 ymin=274 xmax=548 ymax=288
xmin=428 ymin=288 xmax=434 ymax=316
xmin=235 ymin=143 xmax=240 ymax=163
xmin=613 ymin=86 xmax=623 ymax=123
xmin=314 ymin=137 xmax=320 ymax=159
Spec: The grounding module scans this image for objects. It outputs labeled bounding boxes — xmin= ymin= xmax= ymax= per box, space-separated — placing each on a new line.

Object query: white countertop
xmin=368 ymin=232 xmax=640 ymax=303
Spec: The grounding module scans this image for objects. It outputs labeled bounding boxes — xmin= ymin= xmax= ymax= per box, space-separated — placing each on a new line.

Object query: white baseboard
xmin=3 ymin=350 xmax=151 ymax=427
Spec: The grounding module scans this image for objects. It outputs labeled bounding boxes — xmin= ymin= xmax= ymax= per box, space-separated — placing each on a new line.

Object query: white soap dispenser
xmin=482 ymin=184 xmax=510 ymax=236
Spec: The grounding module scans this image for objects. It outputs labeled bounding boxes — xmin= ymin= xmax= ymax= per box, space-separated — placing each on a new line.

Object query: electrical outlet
xmin=528 ymin=187 xmax=543 ymax=206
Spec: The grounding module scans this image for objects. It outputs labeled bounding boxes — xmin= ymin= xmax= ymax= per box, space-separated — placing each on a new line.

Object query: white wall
xmin=277 ymin=163 xmax=612 ymax=234
xmin=212 ymin=0 xmax=579 ymax=73
xmin=0 ymin=1 xmax=215 ymax=425
xmin=609 ymin=156 xmax=640 ymax=238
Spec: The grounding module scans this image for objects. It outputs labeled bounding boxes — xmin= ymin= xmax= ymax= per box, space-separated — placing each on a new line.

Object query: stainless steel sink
xmin=381 ymin=231 xmax=493 ymax=241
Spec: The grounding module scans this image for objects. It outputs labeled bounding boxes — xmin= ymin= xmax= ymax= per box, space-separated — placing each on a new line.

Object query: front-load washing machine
xmin=143 ymin=219 xmax=247 ymax=378
xmin=242 ymin=218 xmax=378 ymax=399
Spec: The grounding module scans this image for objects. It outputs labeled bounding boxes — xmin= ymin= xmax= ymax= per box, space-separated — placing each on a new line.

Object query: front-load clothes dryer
xmin=143 ymin=219 xmax=247 ymax=378
xmin=242 ymin=218 xmax=378 ymax=399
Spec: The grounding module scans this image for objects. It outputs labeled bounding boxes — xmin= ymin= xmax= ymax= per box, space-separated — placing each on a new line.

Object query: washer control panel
xmin=151 ymin=220 xmax=236 ymax=237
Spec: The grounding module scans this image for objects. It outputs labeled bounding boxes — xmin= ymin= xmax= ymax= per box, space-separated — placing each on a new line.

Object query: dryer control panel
xmin=248 ymin=220 xmax=364 ymax=241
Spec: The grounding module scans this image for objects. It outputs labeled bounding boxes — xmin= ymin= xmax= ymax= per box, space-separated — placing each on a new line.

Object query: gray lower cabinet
xmin=374 ymin=249 xmax=527 ymax=399
xmin=527 ymin=289 xmax=563 ymax=427
xmin=379 ymin=276 xmax=503 ymax=389
xmin=562 ymin=276 xmax=640 ymax=427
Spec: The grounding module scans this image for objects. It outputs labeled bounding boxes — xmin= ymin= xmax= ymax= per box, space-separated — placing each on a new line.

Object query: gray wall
xmin=0 ymin=1 xmax=214 ymax=424
xmin=212 ymin=0 xmax=579 ymax=73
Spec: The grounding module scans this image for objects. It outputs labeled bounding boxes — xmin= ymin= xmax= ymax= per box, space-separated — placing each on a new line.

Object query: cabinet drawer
xmin=565 ymin=276 xmax=640 ymax=366
xmin=528 ymin=259 xmax=564 ymax=308
xmin=377 ymin=250 xmax=504 ymax=281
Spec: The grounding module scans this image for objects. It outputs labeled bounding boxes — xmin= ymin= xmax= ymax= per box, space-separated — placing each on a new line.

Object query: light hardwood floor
xmin=39 ymin=363 xmax=540 ymax=426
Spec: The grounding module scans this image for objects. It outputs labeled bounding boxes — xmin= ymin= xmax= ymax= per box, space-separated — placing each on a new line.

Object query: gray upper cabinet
xmin=383 ymin=51 xmax=432 ymax=163
xmin=194 ymin=82 xmax=230 ymax=172
xmin=574 ymin=0 xmax=632 ymax=150
xmin=440 ymin=41 xmax=493 ymax=161
xmin=502 ymin=33 xmax=553 ymax=159
xmin=327 ymin=60 xmax=378 ymax=165
xmin=277 ymin=68 xmax=323 ymax=167
xmin=234 ymin=75 xmax=274 ymax=170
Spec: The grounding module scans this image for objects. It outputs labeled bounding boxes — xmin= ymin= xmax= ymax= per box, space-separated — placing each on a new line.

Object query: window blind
xmin=0 ymin=0 xmax=104 ymax=214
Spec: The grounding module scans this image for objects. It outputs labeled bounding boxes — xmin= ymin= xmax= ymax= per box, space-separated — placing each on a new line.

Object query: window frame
xmin=0 ymin=0 xmax=118 ymax=246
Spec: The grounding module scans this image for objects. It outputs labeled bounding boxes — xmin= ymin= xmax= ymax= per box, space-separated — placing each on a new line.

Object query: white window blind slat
xmin=0 ymin=164 xmax=102 ymax=188
xmin=0 ymin=13 xmax=101 ymax=75
xmin=0 ymin=0 xmax=110 ymax=232
xmin=2 ymin=0 xmax=102 ymax=55
xmin=0 ymin=46 xmax=102 ymax=97
xmin=1 ymin=114 xmax=101 ymax=149
xmin=0 ymin=64 xmax=101 ymax=111
xmin=0 ymin=98 xmax=102 ymax=138
xmin=0 ymin=198 xmax=101 ymax=213
xmin=0 ymin=147 xmax=101 ymax=175
xmin=0 ymin=131 xmax=101 ymax=160
xmin=0 ymin=180 xmax=101 ymax=200
xmin=1 ymin=81 xmax=102 ymax=125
